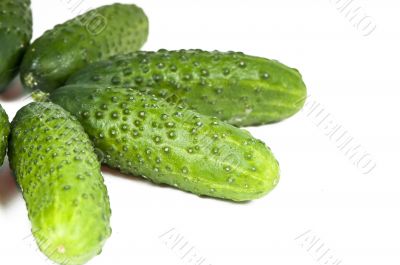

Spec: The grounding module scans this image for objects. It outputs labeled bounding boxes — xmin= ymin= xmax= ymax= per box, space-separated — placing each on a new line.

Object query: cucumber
xmin=51 ymin=84 xmax=280 ymax=202
xmin=0 ymin=0 xmax=32 ymax=92
xmin=20 ymin=3 xmax=148 ymax=93
xmin=66 ymin=50 xmax=307 ymax=127
xmin=0 ymin=104 xmax=10 ymax=165
xmin=8 ymin=102 xmax=111 ymax=265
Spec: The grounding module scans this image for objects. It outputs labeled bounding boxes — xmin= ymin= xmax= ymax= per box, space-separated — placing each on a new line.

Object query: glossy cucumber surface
xmin=51 ymin=84 xmax=280 ymax=202
xmin=0 ymin=0 xmax=32 ymax=91
xmin=21 ymin=3 xmax=148 ymax=93
xmin=67 ymin=50 xmax=307 ymax=126
xmin=9 ymin=102 xmax=111 ymax=265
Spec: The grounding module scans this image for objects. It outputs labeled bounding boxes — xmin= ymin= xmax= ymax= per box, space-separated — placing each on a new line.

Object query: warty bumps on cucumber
xmin=8 ymin=102 xmax=111 ymax=265
xmin=0 ymin=104 xmax=10 ymax=165
xmin=66 ymin=49 xmax=307 ymax=127
xmin=20 ymin=3 xmax=148 ymax=93
xmin=51 ymin=84 xmax=280 ymax=202
xmin=0 ymin=0 xmax=32 ymax=92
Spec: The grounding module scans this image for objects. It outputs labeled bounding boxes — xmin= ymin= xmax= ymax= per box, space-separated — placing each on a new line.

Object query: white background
xmin=1 ymin=0 xmax=399 ymax=264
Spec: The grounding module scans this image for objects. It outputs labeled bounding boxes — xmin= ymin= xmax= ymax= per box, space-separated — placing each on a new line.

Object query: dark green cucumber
xmin=20 ymin=3 xmax=148 ymax=93
xmin=8 ymin=102 xmax=111 ymax=265
xmin=66 ymin=49 xmax=307 ymax=127
xmin=0 ymin=0 xmax=32 ymax=92
xmin=51 ymin=84 xmax=280 ymax=202
xmin=0 ymin=104 xmax=10 ymax=165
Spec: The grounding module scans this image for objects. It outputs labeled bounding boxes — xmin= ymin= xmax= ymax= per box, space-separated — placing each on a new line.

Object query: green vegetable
xmin=20 ymin=3 xmax=148 ymax=93
xmin=0 ymin=104 xmax=10 ymax=165
xmin=51 ymin=84 xmax=280 ymax=202
xmin=8 ymin=102 xmax=111 ymax=265
xmin=66 ymin=49 xmax=307 ymax=127
xmin=0 ymin=0 xmax=32 ymax=92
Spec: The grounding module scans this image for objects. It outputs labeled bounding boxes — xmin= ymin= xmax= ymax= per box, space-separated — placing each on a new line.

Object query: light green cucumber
xmin=51 ymin=84 xmax=280 ymax=202
xmin=66 ymin=49 xmax=307 ymax=127
xmin=8 ymin=102 xmax=111 ymax=265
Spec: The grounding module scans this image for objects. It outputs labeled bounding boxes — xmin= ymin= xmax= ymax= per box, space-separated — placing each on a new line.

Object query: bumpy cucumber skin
xmin=66 ymin=50 xmax=307 ymax=127
xmin=9 ymin=102 xmax=111 ymax=265
xmin=20 ymin=3 xmax=148 ymax=93
xmin=0 ymin=0 xmax=32 ymax=92
xmin=51 ymin=85 xmax=280 ymax=202
xmin=0 ymin=104 xmax=10 ymax=165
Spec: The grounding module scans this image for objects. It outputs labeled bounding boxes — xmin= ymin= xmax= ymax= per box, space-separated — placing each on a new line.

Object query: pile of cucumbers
xmin=0 ymin=1 xmax=307 ymax=264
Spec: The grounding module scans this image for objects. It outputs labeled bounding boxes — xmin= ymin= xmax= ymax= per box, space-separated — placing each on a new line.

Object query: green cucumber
xmin=66 ymin=49 xmax=307 ymax=127
xmin=8 ymin=102 xmax=111 ymax=265
xmin=0 ymin=104 xmax=10 ymax=165
xmin=20 ymin=3 xmax=148 ymax=93
xmin=0 ymin=0 xmax=32 ymax=92
xmin=51 ymin=84 xmax=280 ymax=202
